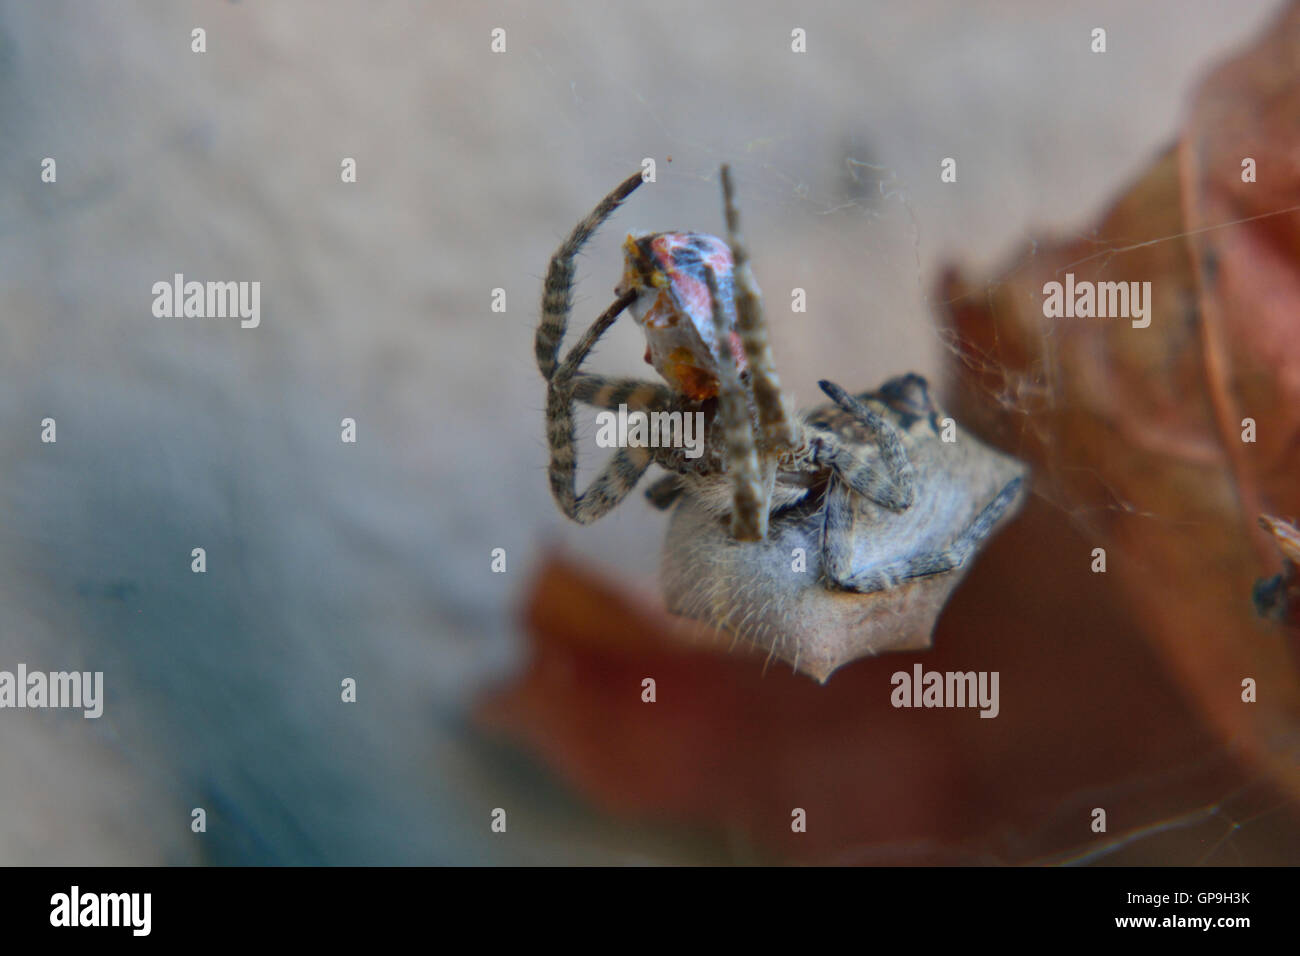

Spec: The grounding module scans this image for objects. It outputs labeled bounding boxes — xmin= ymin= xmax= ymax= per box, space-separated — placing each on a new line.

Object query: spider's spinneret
xmin=617 ymin=231 xmax=748 ymax=401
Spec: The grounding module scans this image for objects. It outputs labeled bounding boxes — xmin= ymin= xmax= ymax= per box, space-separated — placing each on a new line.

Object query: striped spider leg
xmin=699 ymin=164 xmax=794 ymax=542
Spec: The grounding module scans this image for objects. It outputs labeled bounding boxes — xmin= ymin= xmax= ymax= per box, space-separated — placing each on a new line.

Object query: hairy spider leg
xmin=704 ymin=264 xmax=767 ymax=540
xmin=536 ymin=171 xmax=643 ymax=380
xmin=823 ymin=475 xmax=1024 ymax=594
xmin=719 ymin=164 xmax=795 ymax=453
xmin=815 ymin=379 xmax=916 ymax=512
xmin=570 ymin=373 xmax=673 ymax=413
xmin=538 ymin=172 xmax=669 ymax=523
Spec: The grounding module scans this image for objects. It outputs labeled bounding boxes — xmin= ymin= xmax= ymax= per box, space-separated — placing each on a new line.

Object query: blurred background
xmin=0 ymin=0 xmax=1292 ymax=864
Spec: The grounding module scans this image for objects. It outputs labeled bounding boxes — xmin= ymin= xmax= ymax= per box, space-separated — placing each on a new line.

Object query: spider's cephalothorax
xmin=536 ymin=166 xmax=1027 ymax=678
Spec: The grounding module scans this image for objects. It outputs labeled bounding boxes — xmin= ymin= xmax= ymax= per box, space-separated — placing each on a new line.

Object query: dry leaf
xmin=938 ymin=0 xmax=1300 ymax=800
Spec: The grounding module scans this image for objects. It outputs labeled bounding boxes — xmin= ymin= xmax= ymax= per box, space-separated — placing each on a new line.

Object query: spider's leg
xmin=719 ymin=164 xmax=795 ymax=452
xmin=644 ymin=474 xmax=686 ymax=511
xmin=537 ymin=172 xmax=656 ymax=524
xmin=551 ymin=289 xmax=636 ymax=385
xmin=814 ymin=379 xmax=916 ymax=512
xmin=573 ymin=373 xmax=695 ymax=511
xmin=573 ymin=372 xmax=711 ymax=472
xmin=545 ymin=376 xmax=654 ymax=523
xmin=807 ymin=429 xmax=911 ymax=513
xmin=824 ymin=475 xmax=1024 ymax=594
xmin=545 ymin=301 xmax=665 ymax=523
xmin=821 ymin=479 xmax=860 ymax=587
xmin=536 ymin=171 xmax=643 ymax=381
xmin=571 ymin=373 xmax=673 ymax=413
xmin=705 ymin=264 xmax=767 ymax=541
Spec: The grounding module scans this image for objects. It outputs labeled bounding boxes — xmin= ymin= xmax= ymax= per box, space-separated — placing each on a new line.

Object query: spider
xmin=536 ymin=165 xmax=1027 ymax=679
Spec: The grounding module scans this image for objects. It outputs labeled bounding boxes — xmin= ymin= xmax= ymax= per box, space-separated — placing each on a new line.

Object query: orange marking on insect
xmin=667 ymin=347 xmax=719 ymax=400
xmin=642 ymin=290 xmax=679 ymax=329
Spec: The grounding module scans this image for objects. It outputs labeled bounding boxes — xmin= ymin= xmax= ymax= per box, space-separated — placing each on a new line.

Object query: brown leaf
xmin=938 ymin=0 xmax=1300 ymax=801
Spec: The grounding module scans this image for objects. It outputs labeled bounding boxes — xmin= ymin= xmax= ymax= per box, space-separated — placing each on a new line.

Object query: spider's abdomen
xmin=660 ymin=377 xmax=1028 ymax=682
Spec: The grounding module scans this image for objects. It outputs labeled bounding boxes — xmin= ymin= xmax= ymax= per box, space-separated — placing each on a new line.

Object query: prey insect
xmin=536 ymin=166 xmax=1027 ymax=680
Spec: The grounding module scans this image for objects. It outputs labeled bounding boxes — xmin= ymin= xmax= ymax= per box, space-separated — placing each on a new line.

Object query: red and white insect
xmin=617 ymin=232 xmax=747 ymax=401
